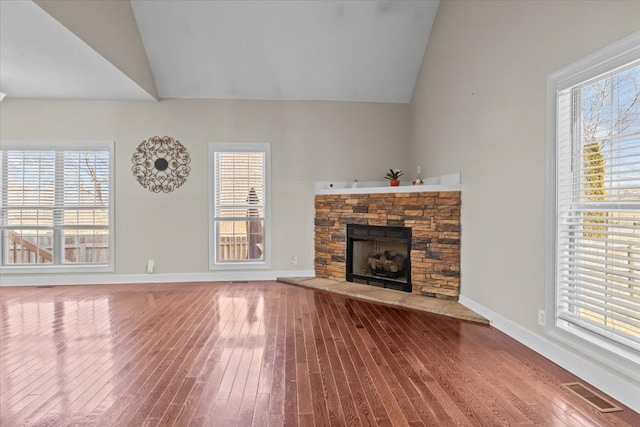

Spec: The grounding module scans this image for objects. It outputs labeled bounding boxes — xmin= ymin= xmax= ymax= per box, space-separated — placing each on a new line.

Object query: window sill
xmin=209 ymin=261 xmax=271 ymax=271
xmin=0 ymin=264 xmax=114 ymax=275
xmin=547 ymin=325 xmax=640 ymax=383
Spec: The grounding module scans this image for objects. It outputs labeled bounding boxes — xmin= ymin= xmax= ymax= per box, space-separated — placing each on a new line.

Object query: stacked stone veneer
xmin=315 ymin=191 xmax=461 ymax=300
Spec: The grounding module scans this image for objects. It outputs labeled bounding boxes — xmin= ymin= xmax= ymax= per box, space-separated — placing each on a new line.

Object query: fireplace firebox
xmin=346 ymin=224 xmax=412 ymax=292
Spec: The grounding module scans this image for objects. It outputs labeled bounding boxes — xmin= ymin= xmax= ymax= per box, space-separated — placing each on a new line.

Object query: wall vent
xmin=562 ymin=382 xmax=622 ymax=413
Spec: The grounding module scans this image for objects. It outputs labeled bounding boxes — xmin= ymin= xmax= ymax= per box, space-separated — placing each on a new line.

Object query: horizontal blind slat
xmin=558 ymin=312 xmax=640 ymax=351
xmin=559 ymin=283 xmax=640 ymax=314
xmin=559 ymin=262 xmax=640 ymax=282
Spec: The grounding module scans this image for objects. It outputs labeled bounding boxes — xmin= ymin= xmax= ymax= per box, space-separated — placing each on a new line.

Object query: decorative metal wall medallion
xmin=131 ymin=136 xmax=191 ymax=193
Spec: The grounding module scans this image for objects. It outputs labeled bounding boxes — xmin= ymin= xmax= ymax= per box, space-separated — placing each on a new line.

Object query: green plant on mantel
xmin=384 ymin=169 xmax=404 ymax=181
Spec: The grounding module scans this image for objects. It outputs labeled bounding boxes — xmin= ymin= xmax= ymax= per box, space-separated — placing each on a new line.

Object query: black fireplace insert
xmin=346 ymin=224 xmax=412 ymax=292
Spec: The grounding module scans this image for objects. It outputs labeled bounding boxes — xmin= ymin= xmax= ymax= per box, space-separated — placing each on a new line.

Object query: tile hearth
xmin=277 ymin=276 xmax=488 ymax=324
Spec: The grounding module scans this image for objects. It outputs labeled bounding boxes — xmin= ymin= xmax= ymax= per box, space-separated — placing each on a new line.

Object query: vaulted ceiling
xmin=0 ymin=0 xmax=439 ymax=103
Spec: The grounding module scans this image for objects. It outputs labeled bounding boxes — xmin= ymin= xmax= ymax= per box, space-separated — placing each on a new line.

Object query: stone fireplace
xmin=315 ymin=190 xmax=460 ymax=300
xmin=346 ymin=224 xmax=412 ymax=292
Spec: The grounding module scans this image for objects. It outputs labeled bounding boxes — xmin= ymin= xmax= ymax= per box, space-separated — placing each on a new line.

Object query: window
xmin=548 ymin=33 xmax=640 ymax=379
xmin=209 ymin=142 xmax=270 ymax=269
xmin=0 ymin=142 xmax=114 ymax=273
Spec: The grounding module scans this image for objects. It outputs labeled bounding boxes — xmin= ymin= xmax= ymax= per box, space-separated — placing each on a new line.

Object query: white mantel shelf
xmin=315 ymin=173 xmax=461 ymax=195
xmin=315 ymin=184 xmax=461 ymax=195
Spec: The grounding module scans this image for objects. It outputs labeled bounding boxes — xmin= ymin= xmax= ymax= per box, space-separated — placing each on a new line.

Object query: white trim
xmin=0 ymin=140 xmax=114 ymax=151
xmin=315 ymin=172 xmax=461 ymax=195
xmin=458 ymin=295 xmax=639 ymax=413
xmin=0 ymin=264 xmax=114 ymax=275
xmin=552 ymin=32 xmax=640 ymax=92
xmin=0 ymin=269 xmax=315 ymax=287
xmin=315 ymin=183 xmax=460 ymax=196
xmin=208 ymin=142 xmax=271 ymax=270
xmin=546 ymin=32 xmax=640 ymax=380
xmin=0 ymin=140 xmax=115 ymax=273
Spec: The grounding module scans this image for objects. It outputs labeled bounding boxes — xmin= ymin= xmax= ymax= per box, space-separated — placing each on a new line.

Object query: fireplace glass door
xmin=346 ymin=224 xmax=411 ymax=292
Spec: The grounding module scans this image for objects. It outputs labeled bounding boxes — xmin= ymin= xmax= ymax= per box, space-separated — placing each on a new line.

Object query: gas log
xmin=368 ymin=250 xmax=405 ymax=273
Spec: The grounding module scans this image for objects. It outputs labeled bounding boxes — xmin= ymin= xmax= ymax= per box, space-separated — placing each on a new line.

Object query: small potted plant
xmin=384 ymin=169 xmax=403 ymax=186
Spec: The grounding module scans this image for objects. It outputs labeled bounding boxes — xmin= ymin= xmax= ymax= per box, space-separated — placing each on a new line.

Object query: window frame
xmin=208 ymin=142 xmax=271 ymax=270
xmin=546 ymin=32 xmax=640 ymax=381
xmin=0 ymin=141 xmax=115 ymax=274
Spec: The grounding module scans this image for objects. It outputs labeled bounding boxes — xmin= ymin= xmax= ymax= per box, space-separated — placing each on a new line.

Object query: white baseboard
xmin=0 ymin=270 xmax=316 ymax=287
xmin=459 ymin=295 xmax=639 ymax=413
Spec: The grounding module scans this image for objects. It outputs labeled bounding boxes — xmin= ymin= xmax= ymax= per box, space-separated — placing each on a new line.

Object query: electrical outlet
xmin=538 ymin=309 xmax=546 ymax=326
xmin=290 ymin=256 xmax=298 ymax=266
xmin=147 ymin=259 xmax=155 ymax=274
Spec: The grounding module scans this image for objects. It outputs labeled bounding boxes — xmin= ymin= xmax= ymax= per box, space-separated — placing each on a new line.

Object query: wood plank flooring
xmin=0 ymin=281 xmax=638 ymax=426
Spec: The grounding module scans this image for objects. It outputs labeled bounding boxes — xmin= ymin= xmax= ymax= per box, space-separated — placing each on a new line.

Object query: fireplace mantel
xmin=315 ymin=172 xmax=461 ymax=195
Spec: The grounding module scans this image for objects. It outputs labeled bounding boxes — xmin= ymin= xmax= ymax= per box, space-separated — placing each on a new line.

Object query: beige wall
xmin=35 ymin=0 xmax=158 ymax=99
xmin=0 ymin=99 xmax=409 ymax=275
xmin=410 ymin=0 xmax=639 ymax=379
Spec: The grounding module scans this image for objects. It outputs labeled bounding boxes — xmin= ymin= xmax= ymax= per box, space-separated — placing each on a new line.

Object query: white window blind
xmin=209 ymin=143 xmax=269 ymax=268
xmin=555 ymin=58 xmax=640 ymax=363
xmin=0 ymin=142 xmax=113 ymax=271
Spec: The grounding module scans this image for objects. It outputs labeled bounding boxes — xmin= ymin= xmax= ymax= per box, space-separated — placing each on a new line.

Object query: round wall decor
xmin=131 ymin=136 xmax=191 ymax=193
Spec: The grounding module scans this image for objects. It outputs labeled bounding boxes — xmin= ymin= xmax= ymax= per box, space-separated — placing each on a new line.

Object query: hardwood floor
xmin=0 ymin=281 xmax=637 ymax=427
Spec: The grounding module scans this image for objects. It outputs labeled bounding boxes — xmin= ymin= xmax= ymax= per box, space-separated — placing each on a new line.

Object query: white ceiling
xmin=0 ymin=0 xmax=439 ymax=103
